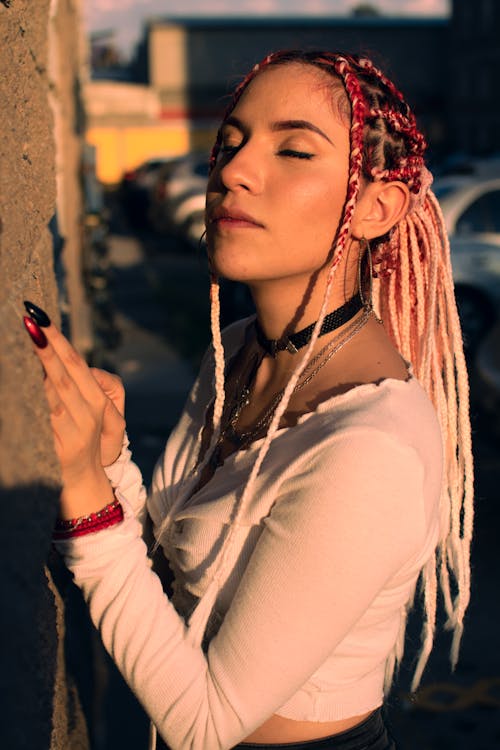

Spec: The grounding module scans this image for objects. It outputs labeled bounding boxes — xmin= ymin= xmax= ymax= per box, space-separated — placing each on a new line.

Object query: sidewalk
xmin=87 ymin=232 xmax=199 ymax=749
xmin=105 ymin=233 xmax=196 ymax=478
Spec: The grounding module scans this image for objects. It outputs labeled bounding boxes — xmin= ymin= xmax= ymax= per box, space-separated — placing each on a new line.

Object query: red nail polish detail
xmin=23 ymin=315 xmax=48 ymax=348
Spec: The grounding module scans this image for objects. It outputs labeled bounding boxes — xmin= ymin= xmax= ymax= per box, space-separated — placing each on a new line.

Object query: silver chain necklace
xmin=209 ymin=306 xmax=372 ymax=466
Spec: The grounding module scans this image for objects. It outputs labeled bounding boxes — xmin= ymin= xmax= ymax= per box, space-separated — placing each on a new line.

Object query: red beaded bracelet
xmin=53 ymin=497 xmax=124 ymax=540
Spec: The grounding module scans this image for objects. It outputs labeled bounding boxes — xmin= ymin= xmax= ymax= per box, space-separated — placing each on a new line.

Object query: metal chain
xmin=297 ymin=307 xmax=372 ymax=389
xmin=224 ymin=307 xmax=372 ymax=449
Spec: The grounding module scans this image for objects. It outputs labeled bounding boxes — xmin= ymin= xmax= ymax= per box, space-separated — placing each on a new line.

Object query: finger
xmin=26 ymin=321 xmax=106 ymax=427
xmin=23 ymin=314 xmax=105 ymax=406
xmin=43 ymin=377 xmax=81 ymax=454
xmin=101 ymin=398 xmax=126 ymax=452
xmin=90 ymin=368 xmax=125 ymax=416
xmin=41 ymin=324 xmax=107 ymax=407
xmin=43 ymin=376 xmax=67 ymax=420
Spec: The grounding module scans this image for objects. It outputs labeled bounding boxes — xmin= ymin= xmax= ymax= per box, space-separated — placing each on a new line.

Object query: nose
xmin=216 ymin=141 xmax=262 ymax=194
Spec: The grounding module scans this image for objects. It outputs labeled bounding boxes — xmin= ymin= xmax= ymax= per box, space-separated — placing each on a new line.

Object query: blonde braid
xmin=411 ymin=554 xmax=438 ymax=691
xmin=209 ymin=274 xmax=226 ymax=430
xmin=375 ymin=192 xmax=473 ymax=685
xmin=429 ymin=195 xmax=474 ymax=666
xmin=152 ymin=272 xmax=227 ymax=552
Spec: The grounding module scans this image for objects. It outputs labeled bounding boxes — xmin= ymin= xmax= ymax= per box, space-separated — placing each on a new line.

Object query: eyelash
xmin=278 ymin=149 xmax=314 ymax=160
xmin=219 ymin=145 xmax=238 ymax=155
xmin=218 ymin=145 xmax=314 ymax=160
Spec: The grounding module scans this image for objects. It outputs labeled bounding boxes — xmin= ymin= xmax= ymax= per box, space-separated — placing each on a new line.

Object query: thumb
xmin=90 ymin=367 xmax=125 ymax=416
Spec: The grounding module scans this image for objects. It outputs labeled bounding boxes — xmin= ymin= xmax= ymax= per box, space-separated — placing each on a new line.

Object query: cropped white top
xmin=55 ymin=318 xmax=443 ymax=750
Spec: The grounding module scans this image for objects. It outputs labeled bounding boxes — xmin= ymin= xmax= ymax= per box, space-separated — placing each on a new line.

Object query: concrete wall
xmin=0 ymin=1 xmax=90 ymax=746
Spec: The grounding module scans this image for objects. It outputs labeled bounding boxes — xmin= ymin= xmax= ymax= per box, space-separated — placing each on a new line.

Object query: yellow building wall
xmin=86 ymin=124 xmax=218 ymax=184
xmin=87 ymin=122 xmax=217 ymax=185
xmin=86 ymin=125 xmax=188 ymax=184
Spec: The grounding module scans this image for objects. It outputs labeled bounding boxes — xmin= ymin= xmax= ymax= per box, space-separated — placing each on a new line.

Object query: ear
xmin=350 ymin=181 xmax=410 ymax=240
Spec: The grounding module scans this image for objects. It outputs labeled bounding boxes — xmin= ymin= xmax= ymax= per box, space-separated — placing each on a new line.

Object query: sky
xmin=83 ymin=0 xmax=450 ymax=58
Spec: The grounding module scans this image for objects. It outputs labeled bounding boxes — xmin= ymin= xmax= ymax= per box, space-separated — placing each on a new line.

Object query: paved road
xmin=91 ymin=224 xmax=500 ymax=749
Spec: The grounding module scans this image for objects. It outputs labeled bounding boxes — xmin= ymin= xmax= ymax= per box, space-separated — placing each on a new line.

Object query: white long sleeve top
xmin=55 ymin=318 xmax=443 ymax=750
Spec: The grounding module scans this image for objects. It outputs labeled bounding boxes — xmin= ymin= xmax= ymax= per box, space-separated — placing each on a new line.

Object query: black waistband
xmin=156 ymin=707 xmax=396 ymax=750
xmin=232 ymin=707 xmax=395 ymax=750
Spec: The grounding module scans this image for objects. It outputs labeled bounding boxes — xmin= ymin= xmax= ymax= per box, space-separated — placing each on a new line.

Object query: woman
xmin=23 ymin=51 xmax=473 ymax=750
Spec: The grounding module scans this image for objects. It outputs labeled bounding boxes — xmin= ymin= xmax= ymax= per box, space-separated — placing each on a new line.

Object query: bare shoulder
xmin=360 ymin=318 xmax=410 ymax=383
xmin=284 ymin=317 xmax=410 ymax=420
xmin=316 ymin=316 xmax=409 ymax=396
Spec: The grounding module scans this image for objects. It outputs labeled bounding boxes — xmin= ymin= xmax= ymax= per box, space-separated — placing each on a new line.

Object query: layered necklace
xmin=207 ymin=297 xmax=372 ymax=470
xmin=255 ymin=292 xmax=363 ymax=357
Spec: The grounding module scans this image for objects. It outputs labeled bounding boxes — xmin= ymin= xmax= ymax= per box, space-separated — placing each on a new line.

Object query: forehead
xmin=230 ymin=62 xmax=350 ymax=126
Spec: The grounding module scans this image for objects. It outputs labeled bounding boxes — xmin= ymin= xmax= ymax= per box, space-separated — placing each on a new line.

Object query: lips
xmin=209 ymin=205 xmax=264 ymax=228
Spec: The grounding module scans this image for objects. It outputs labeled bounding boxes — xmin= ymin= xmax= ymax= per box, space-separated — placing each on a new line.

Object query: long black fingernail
xmin=23 ymin=300 xmax=51 ymax=327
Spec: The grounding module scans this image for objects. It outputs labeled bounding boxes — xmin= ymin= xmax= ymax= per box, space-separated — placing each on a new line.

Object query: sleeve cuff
xmin=104 ymin=431 xmax=132 ymax=489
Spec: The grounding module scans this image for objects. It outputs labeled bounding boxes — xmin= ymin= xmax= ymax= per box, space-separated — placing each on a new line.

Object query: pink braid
xmin=209 ymin=273 xmax=225 ymax=429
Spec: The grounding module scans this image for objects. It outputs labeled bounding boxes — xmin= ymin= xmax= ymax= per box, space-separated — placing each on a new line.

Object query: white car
xmin=150 ymin=153 xmax=209 ymax=245
xmin=120 ymin=156 xmax=185 ymax=227
xmin=434 ymin=176 xmax=500 ymax=347
xmin=436 ymin=176 xmax=500 ymax=238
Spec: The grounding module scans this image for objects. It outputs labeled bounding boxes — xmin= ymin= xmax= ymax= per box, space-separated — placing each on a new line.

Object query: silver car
xmin=149 ymin=153 xmax=209 ymax=246
xmin=434 ymin=176 xmax=500 ymax=347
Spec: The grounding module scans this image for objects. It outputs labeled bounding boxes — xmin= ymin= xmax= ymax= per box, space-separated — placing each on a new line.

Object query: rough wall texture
xmin=0 ymin=1 xmax=89 ymax=747
xmin=49 ymin=0 xmax=93 ymax=356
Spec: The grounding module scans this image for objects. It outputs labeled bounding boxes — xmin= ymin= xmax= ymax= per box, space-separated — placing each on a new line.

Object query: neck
xmin=248 ymin=272 xmax=358 ymax=342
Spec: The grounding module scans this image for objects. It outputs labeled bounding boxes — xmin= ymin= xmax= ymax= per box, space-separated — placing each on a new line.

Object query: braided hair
xmin=163 ymin=50 xmax=473 ymax=693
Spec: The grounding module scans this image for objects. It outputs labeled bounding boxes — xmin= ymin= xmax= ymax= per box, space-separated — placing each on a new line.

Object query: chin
xmin=208 ymin=246 xmax=253 ymax=282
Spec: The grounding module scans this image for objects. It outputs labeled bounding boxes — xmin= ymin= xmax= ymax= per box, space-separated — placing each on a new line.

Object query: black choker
xmin=255 ymin=293 xmax=364 ymax=357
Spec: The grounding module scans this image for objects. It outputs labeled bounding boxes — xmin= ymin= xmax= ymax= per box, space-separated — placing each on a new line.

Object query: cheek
xmin=282 ymin=177 xmax=345 ymax=240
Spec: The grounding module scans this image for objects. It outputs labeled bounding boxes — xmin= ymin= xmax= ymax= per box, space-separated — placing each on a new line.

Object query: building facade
xmin=88 ymin=16 xmax=450 ymax=183
xmin=449 ymin=0 xmax=500 ymax=156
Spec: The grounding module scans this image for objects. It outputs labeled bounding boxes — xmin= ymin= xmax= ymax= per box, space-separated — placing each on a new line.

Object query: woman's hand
xmin=23 ymin=304 xmax=126 ymax=517
xmin=89 ymin=366 xmax=126 ymax=467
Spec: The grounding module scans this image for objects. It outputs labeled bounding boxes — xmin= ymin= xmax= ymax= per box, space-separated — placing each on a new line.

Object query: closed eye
xmin=217 ymin=145 xmax=314 ymax=160
xmin=278 ymin=149 xmax=314 ymax=160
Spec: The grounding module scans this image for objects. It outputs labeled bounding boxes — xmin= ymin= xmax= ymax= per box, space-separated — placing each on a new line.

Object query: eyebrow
xmin=271 ymin=119 xmax=334 ymax=145
xmin=222 ymin=116 xmax=334 ymax=145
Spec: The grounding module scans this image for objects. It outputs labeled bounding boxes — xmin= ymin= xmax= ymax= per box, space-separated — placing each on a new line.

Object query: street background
xmin=4 ymin=3 xmax=498 ymax=747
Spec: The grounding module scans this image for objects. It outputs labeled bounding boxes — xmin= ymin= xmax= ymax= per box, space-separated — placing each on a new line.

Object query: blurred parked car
xmin=436 ymin=176 xmax=500 ymax=237
xmin=437 ymin=153 xmax=500 ymax=180
xmin=434 ymin=176 xmax=500 ymax=348
xmin=475 ymin=320 xmax=500 ymax=434
xmin=149 ymin=152 xmax=209 ymax=246
xmin=448 ymin=236 xmax=500 ymax=348
xmin=119 ymin=156 xmax=184 ymax=227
